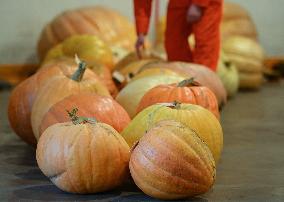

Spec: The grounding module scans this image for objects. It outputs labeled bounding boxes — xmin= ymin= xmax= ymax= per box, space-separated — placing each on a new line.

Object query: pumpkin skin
xmin=7 ymin=60 xmax=98 ymax=146
xmin=222 ymin=2 xmax=258 ymax=41
xmin=223 ymin=36 xmax=264 ymax=89
xmin=40 ymin=93 xmax=130 ymax=135
xmin=43 ymin=35 xmax=114 ymax=70
xmin=137 ymin=79 xmax=220 ymax=119
xmin=217 ymin=51 xmax=239 ymax=97
xmin=42 ymin=58 xmax=118 ymax=97
xmin=37 ymin=6 xmax=136 ymax=60
xmin=115 ymin=75 xmax=185 ymax=118
xmin=122 ymin=103 xmax=223 ymax=162
xmin=8 ymin=76 xmax=38 ymax=146
xmin=141 ymin=61 xmax=227 ymax=107
xmin=130 ymin=120 xmax=216 ymax=200
xmin=36 ymin=120 xmax=130 ymax=193
xmin=31 ymin=62 xmax=110 ymax=140
xmin=131 ymin=68 xmax=181 ymax=82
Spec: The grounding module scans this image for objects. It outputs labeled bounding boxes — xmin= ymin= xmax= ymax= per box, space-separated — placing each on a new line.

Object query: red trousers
xmin=165 ymin=1 xmax=222 ymax=71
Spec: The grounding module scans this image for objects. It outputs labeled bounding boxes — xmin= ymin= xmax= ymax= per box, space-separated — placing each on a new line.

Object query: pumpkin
xmin=141 ymin=61 xmax=227 ymax=107
xmin=42 ymin=58 xmax=118 ymax=97
xmin=114 ymin=51 xmax=163 ymax=72
xmin=36 ymin=109 xmax=130 ymax=193
xmin=222 ymin=2 xmax=258 ymax=41
xmin=131 ymin=67 xmax=181 ymax=82
xmin=137 ymin=78 xmax=220 ymax=119
xmin=111 ymin=46 xmax=130 ymax=64
xmin=8 ymin=76 xmax=38 ymax=146
xmin=37 ymin=6 xmax=136 ymax=60
xmin=130 ymin=120 xmax=216 ymax=200
xmin=40 ymin=93 xmax=130 ymax=135
xmin=31 ymin=62 xmax=110 ymax=140
xmin=116 ymin=75 xmax=185 ymax=118
xmin=122 ymin=103 xmax=223 ymax=162
xmin=7 ymin=59 xmax=96 ymax=146
xmin=223 ymin=36 xmax=264 ymax=89
xmin=43 ymin=35 xmax=114 ymax=70
xmin=217 ymin=51 xmax=239 ymax=97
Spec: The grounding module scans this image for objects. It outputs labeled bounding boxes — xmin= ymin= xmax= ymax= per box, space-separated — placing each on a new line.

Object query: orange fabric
xmin=134 ymin=0 xmax=223 ymax=71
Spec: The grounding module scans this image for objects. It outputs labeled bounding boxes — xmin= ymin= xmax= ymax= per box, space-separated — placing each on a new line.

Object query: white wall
xmin=0 ymin=0 xmax=283 ymax=64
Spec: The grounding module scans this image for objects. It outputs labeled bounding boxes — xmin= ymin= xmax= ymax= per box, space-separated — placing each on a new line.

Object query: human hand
xmin=186 ymin=4 xmax=203 ymax=24
xmin=135 ymin=33 xmax=145 ymax=59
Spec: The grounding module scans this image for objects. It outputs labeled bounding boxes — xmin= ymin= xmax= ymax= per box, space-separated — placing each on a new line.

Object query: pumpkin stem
xmin=172 ymin=100 xmax=181 ymax=109
xmin=224 ymin=61 xmax=231 ymax=68
xmin=177 ymin=78 xmax=199 ymax=87
xmin=66 ymin=108 xmax=97 ymax=125
xmin=71 ymin=61 xmax=87 ymax=82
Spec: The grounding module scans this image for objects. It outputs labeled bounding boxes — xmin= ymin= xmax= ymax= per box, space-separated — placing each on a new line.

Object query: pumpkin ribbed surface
xmin=37 ymin=122 xmax=130 ymax=193
xmin=130 ymin=120 xmax=216 ymax=200
xmin=122 ymin=103 xmax=223 ymax=162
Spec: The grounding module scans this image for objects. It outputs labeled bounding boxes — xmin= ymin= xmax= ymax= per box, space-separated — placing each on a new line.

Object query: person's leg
xmin=165 ymin=5 xmax=193 ymax=62
xmin=192 ymin=1 xmax=223 ymax=71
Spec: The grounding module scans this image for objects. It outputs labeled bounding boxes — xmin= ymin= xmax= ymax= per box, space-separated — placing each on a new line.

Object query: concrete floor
xmin=0 ymin=81 xmax=283 ymax=202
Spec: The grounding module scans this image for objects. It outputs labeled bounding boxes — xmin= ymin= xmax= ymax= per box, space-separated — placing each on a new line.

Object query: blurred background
xmin=0 ymin=0 xmax=283 ymax=63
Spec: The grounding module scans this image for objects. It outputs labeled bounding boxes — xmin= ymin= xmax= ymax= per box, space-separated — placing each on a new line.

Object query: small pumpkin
xmin=115 ymin=74 xmax=185 ymax=118
xmin=7 ymin=59 xmax=97 ymax=146
xmin=40 ymin=93 xmax=130 ymax=135
xmin=43 ymin=35 xmax=114 ymax=70
xmin=217 ymin=51 xmax=239 ymax=97
xmin=130 ymin=120 xmax=216 ymax=200
xmin=122 ymin=103 xmax=223 ymax=162
xmin=141 ymin=61 xmax=227 ymax=107
xmin=31 ymin=61 xmax=110 ymax=140
xmin=137 ymin=78 xmax=220 ymax=119
xmin=36 ymin=109 xmax=130 ymax=193
xmin=223 ymin=36 xmax=264 ymax=89
xmin=37 ymin=6 xmax=136 ymax=60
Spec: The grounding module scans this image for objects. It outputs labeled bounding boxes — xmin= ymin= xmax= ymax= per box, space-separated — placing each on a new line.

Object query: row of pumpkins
xmin=7 ymin=2 xmax=264 ymax=200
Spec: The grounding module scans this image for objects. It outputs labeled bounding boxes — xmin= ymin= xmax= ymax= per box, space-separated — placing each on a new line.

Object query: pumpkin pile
xmin=6 ymin=2 xmax=274 ymax=200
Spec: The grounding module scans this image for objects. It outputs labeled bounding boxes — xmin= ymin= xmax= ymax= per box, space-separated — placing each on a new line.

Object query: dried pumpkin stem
xmin=66 ymin=108 xmax=97 ymax=125
xmin=71 ymin=61 xmax=87 ymax=82
xmin=177 ymin=77 xmax=199 ymax=87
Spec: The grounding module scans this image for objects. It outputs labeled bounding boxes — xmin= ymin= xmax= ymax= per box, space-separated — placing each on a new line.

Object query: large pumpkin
xmin=7 ymin=59 xmax=98 ymax=146
xmin=217 ymin=51 xmax=239 ymax=97
xmin=223 ymin=36 xmax=264 ymax=89
xmin=43 ymin=35 xmax=114 ymax=70
xmin=137 ymin=78 xmax=220 ymax=119
xmin=37 ymin=6 xmax=136 ymax=60
xmin=222 ymin=2 xmax=258 ymax=41
xmin=40 ymin=93 xmax=130 ymax=134
xmin=140 ymin=61 xmax=227 ymax=107
xmin=31 ymin=62 xmax=110 ymax=140
xmin=115 ymin=74 xmax=185 ymax=118
xmin=122 ymin=103 xmax=223 ymax=162
xmin=36 ymin=110 xmax=130 ymax=193
xmin=130 ymin=120 xmax=216 ymax=200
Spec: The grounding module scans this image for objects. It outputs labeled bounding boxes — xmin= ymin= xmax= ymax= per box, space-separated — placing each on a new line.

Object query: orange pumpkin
xmin=7 ymin=59 xmax=99 ymax=146
xmin=130 ymin=120 xmax=216 ymax=200
xmin=31 ymin=61 xmax=110 ymax=140
xmin=40 ymin=93 xmax=130 ymax=135
xmin=141 ymin=61 xmax=227 ymax=108
xmin=137 ymin=78 xmax=220 ymax=119
xmin=37 ymin=109 xmax=130 ymax=193
xmin=37 ymin=6 xmax=136 ymax=60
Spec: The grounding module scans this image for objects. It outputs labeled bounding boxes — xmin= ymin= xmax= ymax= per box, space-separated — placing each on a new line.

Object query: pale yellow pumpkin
xmin=122 ymin=103 xmax=223 ymax=162
xmin=115 ymin=75 xmax=185 ymax=118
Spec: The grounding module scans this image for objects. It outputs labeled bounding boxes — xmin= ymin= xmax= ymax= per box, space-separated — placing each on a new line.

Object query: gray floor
xmin=0 ymin=81 xmax=283 ymax=202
